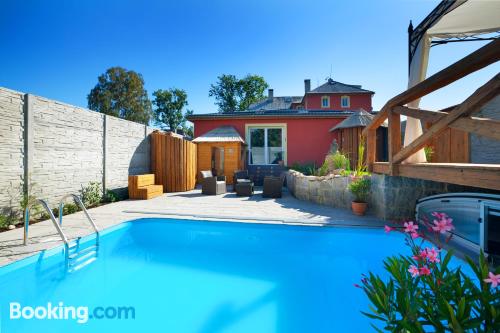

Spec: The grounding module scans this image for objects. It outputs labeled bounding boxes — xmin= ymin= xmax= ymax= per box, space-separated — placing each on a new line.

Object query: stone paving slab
xmin=0 ymin=189 xmax=386 ymax=267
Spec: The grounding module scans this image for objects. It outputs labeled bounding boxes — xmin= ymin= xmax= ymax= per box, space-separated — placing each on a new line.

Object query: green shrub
xmin=348 ymin=177 xmax=371 ymax=203
xmin=319 ymin=151 xmax=350 ymax=176
xmin=317 ymin=162 xmax=330 ymax=176
xmin=52 ymin=202 xmax=81 ymax=217
xmin=65 ymin=203 xmax=80 ymax=214
xmin=353 ymin=135 xmax=367 ymax=177
xmin=360 ymin=213 xmax=500 ymax=332
xmin=80 ymin=182 xmax=103 ymax=208
xmin=0 ymin=214 xmax=16 ymax=228
xmin=103 ymin=190 xmax=119 ymax=203
xmin=19 ymin=176 xmax=42 ymax=218
xmin=289 ymin=162 xmax=318 ymax=176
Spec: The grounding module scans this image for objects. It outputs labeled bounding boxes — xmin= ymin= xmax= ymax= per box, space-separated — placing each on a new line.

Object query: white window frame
xmin=321 ymin=96 xmax=330 ymax=108
xmin=341 ymin=95 xmax=350 ymax=108
xmin=245 ymin=123 xmax=287 ymax=165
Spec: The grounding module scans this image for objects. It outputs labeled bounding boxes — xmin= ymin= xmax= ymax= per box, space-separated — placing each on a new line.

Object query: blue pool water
xmin=0 ymin=218 xmax=462 ymax=332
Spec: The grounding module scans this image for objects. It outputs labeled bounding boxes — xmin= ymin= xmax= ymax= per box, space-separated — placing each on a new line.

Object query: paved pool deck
xmin=0 ymin=188 xmax=386 ymax=267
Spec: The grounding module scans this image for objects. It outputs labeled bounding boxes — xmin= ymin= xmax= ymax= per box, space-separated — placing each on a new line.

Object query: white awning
xmin=428 ymin=0 xmax=500 ymax=38
xmin=404 ymin=0 xmax=500 ymax=163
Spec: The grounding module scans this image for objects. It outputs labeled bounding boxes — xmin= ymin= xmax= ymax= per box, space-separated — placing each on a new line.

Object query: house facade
xmin=188 ymin=78 xmax=374 ymax=181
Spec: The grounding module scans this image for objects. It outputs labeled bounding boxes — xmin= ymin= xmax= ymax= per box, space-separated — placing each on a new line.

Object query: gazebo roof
xmin=192 ymin=126 xmax=245 ymax=143
xmin=330 ymin=110 xmax=385 ymax=132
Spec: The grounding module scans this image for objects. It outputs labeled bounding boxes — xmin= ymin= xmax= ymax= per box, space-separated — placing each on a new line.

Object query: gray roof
xmin=330 ymin=109 xmax=384 ymax=131
xmin=188 ymin=109 xmax=354 ymax=121
xmin=310 ymin=78 xmax=374 ymax=94
xmin=192 ymin=126 xmax=245 ymax=143
xmin=248 ymin=96 xmax=303 ymax=111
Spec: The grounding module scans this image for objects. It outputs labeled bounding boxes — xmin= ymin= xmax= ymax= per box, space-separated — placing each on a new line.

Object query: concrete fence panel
xmin=0 ymin=87 xmax=153 ymax=210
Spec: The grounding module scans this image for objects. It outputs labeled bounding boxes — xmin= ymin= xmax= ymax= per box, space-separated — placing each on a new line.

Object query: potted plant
xmin=348 ymin=177 xmax=371 ymax=216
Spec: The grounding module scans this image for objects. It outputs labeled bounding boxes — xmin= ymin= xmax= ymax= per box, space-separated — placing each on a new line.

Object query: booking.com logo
xmin=9 ymin=302 xmax=135 ymax=324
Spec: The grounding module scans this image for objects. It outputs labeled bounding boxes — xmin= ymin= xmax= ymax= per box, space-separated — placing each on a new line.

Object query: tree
xmin=87 ymin=67 xmax=152 ymax=124
xmin=238 ymin=75 xmax=269 ymax=111
xmin=180 ymin=109 xmax=194 ymax=137
xmin=209 ymin=74 xmax=268 ymax=113
xmin=208 ymin=74 xmax=240 ymax=113
xmin=152 ymin=88 xmax=191 ymax=133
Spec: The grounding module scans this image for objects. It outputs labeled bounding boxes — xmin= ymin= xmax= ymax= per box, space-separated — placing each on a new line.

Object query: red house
xmin=188 ymin=78 xmax=374 ymax=183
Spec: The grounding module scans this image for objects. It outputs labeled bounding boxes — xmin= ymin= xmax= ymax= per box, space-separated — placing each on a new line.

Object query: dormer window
xmin=321 ymin=96 xmax=330 ymax=108
xmin=341 ymin=96 xmax=350 ymax=108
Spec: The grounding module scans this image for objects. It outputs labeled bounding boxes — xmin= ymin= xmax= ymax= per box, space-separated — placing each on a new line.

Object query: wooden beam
xmin=372 ymin=162 xmax=500 ymax=191
xmin=394 ymin=105 xmax=500 ymax=141
xmin=372 ymin=162 xmax=389 ymax=174
xmin=363 ymin=39 xmax=500 ymax=135
xmin=392 ymin=74 xmax=500 ymax=164
xmin=388 ymin=110 xmax=401 ymax=175
xmin=398 ymin=163 xmax=500 ymax=191
xmin=450 ymin=117 xmax=500 ymax=141
xmin=393 ymin=106 xmax=446 ymax=123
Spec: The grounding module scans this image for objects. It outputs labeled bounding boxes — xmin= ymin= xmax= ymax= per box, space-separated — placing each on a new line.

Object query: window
xmin=321 ymin=96 xmax=330 ymax=108
xmin=341 ymin=96 xmax=350 ymax=108
xmin=247 ymin=126 xmax=286 ymax=165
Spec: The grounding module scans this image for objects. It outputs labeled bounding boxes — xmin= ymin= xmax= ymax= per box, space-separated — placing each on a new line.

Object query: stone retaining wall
xmin=0 ymin=87 xmax=154 ymax=210
xmin=286 ymin=170 xmax=480 ymax=220
xmin=286 ymin=170 xmax=357 ymax=211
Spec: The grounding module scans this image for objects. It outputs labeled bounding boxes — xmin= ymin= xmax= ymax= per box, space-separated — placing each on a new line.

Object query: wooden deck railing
xmin=363 ymin=39 xmax=500 ymax=191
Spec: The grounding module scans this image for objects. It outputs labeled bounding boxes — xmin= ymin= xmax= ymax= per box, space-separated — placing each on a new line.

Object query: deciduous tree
xmin=152 ymin=88 xmax=191 ymax=133
xmin=209 ymin=74 xmax=268 ymax=113
xmin=87 ymin=67 xmax=152 ymax=124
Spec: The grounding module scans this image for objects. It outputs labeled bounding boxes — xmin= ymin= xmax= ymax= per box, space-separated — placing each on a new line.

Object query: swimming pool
xmin=0 ymin=218 xmax=448 ymax=332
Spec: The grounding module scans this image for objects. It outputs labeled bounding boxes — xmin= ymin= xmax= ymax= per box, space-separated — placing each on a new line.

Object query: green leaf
xmin=445 ymin=301 xmax=464 ymax=333
xmin=361 ymin=311 xmax=386 ymax=321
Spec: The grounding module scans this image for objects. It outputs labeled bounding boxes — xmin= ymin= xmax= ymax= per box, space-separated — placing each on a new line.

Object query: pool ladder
xmin=24 ymin=194 xmax=100 ymax=271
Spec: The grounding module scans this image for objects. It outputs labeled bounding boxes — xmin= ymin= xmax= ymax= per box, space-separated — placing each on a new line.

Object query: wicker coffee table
xmin=235 ymin=179 xmax=254 ymax=196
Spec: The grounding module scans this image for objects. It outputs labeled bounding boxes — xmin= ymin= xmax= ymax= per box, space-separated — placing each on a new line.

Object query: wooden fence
xmin=151 ymin=131 xmax=197 ymax=192
xmin=338 ymin=126 xmax=388 ymax=168
xmin=424 ymin=123 xmax=469 ymax=163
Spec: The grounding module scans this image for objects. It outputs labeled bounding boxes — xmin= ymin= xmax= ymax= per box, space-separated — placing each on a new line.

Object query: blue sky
xmin=1 ymin=0 xmax=498 ymax=114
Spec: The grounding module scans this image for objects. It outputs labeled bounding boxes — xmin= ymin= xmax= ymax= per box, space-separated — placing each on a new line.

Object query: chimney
xmin=304 ymin=79 xmax=311 ymax=93
xmin=268 ymin=89 xmax=274 ymax=99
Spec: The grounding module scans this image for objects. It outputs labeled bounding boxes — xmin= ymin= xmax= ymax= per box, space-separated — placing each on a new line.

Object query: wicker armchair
xmin=262 ymin=175 xmax=284 ymax=198
xmin=200 ymin=170 xmax=227 ymax=195
xmin=233 ymin=170 xmax=252 ymax=189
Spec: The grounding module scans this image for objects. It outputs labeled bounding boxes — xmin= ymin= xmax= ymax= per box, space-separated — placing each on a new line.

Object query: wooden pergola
xmin=363 ymin=39 xmax=500 ymax=191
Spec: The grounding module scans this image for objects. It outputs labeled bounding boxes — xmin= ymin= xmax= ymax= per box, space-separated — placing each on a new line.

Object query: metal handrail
xmin=58 ymin=194 xmax=99 ymax=232
xmin=24 ymin=199 xmax=69 ymax=246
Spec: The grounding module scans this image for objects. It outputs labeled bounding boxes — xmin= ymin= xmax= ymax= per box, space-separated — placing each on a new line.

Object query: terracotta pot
xmin=351 ymin=201 xmax=368 ymax=216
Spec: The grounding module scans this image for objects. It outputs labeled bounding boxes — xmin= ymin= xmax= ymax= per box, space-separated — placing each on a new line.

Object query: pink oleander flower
xmin=419 ymin=266 xmax=431 ymax=276
xmin=418 ymin=249 xmax=428 ymax=259
xmin=432 ymin=217 xmax=454 ymax=234
xmin=425 ymin=247 xmax=440 ymax=263
xmin=410 ymin=232 xmax=420 ymax=239
xmin=408 ymin=265 xmax=420 ymax=277
xmin=431 ymin=212 xmax=447 ymax=220
xmin=484 ymin=272 xmax=500 ymax=288
xmin=384 ymin=225 xmax=393 ymax=233
xmin=404 ymin=221 xmax=419 ymax=234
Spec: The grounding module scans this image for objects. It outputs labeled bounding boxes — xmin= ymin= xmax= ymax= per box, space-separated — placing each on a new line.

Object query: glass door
xmin=249 ymin=128 xmax=265 ymax=164
xmin=248 ymin=127 xmax=284 ymax=165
